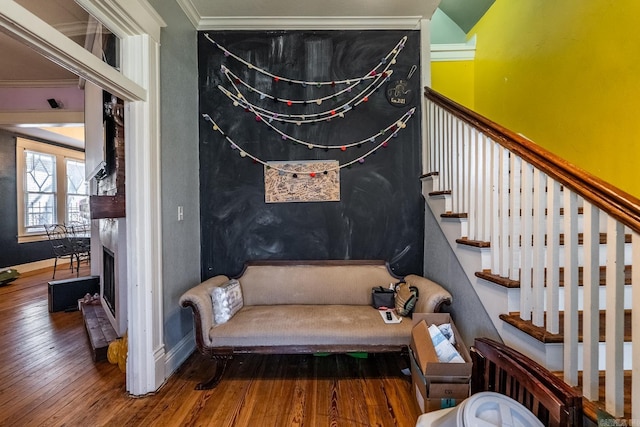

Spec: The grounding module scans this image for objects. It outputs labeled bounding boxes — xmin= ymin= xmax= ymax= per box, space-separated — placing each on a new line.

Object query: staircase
xmin=422 ymin=87 xmax=639 ymax=421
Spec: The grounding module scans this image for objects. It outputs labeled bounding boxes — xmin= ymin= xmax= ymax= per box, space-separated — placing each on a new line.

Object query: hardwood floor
xmin=0 ymin=265 xmax=421 ymax=426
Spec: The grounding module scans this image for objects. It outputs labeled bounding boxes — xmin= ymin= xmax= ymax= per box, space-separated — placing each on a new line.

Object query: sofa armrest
xmin=403 ymin=274 xmax=452 ymax=313
xmin=179 ymin=275 xmax=230 ymax=351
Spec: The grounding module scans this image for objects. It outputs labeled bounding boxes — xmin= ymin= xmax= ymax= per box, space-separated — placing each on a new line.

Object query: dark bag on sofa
xmin=371 ymin=286 xmax=395 ymax=309
xmin=394 ymin=280 xmax=419 ymax=316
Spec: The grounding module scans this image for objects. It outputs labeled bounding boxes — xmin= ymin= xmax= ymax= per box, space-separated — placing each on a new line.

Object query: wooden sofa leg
xmin=196 ymin=355 xmax=230 ymax=390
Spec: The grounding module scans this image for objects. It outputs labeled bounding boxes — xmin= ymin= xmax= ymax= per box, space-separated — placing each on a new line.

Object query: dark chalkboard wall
xmin=198 ymin=30 xmax=423 ymax=278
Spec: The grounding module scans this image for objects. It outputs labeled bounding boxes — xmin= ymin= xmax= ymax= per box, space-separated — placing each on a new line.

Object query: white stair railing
xmin=424 ymin=87 xmax=640 ymax=420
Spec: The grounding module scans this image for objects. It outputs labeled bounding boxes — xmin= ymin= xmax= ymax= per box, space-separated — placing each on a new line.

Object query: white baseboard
xmin=164 ymin=332 xmax=195 ymax=378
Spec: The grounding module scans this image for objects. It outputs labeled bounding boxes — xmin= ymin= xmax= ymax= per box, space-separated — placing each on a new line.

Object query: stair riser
xmin=481 ymin=243 xmax=632 ymax=282
xmin=506 ymin=284 xmax=633 ymax=312
xmin=545 ymin=341 xmax=633 ymax=371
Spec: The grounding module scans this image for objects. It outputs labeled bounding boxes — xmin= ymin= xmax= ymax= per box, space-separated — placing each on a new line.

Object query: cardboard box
xmin=409 ymin=313 xmax=472 ymax=412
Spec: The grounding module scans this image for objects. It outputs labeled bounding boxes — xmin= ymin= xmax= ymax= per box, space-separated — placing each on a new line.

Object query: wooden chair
xmin=471 ymin=337 xmax=583 ymax=427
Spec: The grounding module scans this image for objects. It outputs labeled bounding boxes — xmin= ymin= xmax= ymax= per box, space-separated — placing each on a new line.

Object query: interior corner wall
xmin=470 ymin=0 xmax=640 ymax=198
xmin=0 ymin=130 xmax=52 ymax=268
xmin=149 ymin=0 xmax=201 ymax=354
xmin=198 ymin=30 xmax=424 ymax=278
xmin=431 ymin=60 xmax=475 ymax=109
xmin=422 ymin=199 xmax=500 ymax=347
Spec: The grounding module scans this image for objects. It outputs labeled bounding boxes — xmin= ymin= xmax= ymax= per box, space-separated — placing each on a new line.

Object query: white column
xmin=121 ymin=33 xmax=166 ymax=395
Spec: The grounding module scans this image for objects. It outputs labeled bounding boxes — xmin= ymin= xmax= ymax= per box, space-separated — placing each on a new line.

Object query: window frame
xmin=16 ymin=137 xmax=86 ymax=243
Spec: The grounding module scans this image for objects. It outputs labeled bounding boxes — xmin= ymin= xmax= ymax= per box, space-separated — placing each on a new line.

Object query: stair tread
xmin=456 ymin=238 xmax=490 ymax=248
xmin=441 ymin=212 xmax=468 ymax=219
xmin=500 ymin=310 xmax=632 ymax=344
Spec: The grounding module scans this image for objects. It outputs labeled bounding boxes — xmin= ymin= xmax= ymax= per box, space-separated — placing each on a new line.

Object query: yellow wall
xmin=468 ymin=0 xmax=640 ymax=198
xmin=431 ymin=60 xmax=475 ymax=109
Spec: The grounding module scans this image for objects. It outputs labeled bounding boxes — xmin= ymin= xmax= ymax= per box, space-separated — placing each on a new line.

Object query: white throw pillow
xmin=210 ymin=279 xmax=243 ymax=325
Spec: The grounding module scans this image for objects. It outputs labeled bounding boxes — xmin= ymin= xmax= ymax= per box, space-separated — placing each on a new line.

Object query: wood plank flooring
xmin=0 ymin=265 xmax=421 ymax=426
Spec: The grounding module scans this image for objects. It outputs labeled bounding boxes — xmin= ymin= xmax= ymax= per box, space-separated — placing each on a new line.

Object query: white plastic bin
xmin=415 ymin=392 xmax=544 ymax=427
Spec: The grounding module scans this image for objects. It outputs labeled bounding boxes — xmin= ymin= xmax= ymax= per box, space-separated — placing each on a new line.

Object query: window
xmin=24 ymin=150 xmax=57 ymax=231
xmin=66 ymin=159 xmax=89 ymax=224
xmin=16 ymin=138 xmax=87 ymax=242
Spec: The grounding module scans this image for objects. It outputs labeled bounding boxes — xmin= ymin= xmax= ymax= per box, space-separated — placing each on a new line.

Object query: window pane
xmin=66 ymin=159 xmax=88 ymax=225
xmin=26 ymin=193 xmax=55 ymax=230
xmin=67 ymin=194 xmax=89 ymax=224
xmin=66 ymin=159 xmax=87 ymax=195
xmin=25 ymin=151 xmax=56 ymax=192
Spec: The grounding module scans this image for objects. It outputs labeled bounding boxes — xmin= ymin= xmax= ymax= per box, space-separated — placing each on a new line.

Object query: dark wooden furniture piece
xmin=81 ymin=301 xmax=118 ymax=361
xmin=48 ymin=275 xmax=100 ymax=312
xmin=471 ymin=337 xmax=583 ymax=427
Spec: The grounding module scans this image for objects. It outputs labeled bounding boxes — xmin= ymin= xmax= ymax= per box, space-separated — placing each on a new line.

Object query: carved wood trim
xmin=234 ymin=260 xmax=403 ymax=280
xmin=425 ymin=87 xmax=640 ymax=233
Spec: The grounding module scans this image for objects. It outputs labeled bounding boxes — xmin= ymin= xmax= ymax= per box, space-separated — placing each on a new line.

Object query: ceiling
xmin=0 ymin=0 xmax=494 ymax=148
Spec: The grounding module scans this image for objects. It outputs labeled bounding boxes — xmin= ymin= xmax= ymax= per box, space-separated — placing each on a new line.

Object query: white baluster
xmin=483 ymin=135 xmax=492 ymax=243
xmin=451 ymin=118 xmax=460 ymax=213
xmin=427 ymin=100 xmax=434 ymax=173
xmin=462 ymin=123 xmax=470 ymax=217
xmin=582 ymin=201 xmax=600 ymax=402
xmin=467 ymin=125 xmax=477 ymax=239
xmin=546 ymin=179 xmax=561 ymax=334
xmin=520 ymin=162 xmax=533 ymax=320
xmin=605 ymin=215 xmax=625 ymax=417
xmin=499 ymin=147 xmax=510 ymax=278
xmin=633 ymin=230 xmax=639 ymax=421
xmin=445 ymin=111 xmax=452 ymax=193
xmin=476 ymin=132 xmax=485 ymax=242
xmin=490 ymin=140 xmax=501 ymax=274
xmin=531 ymin=168 xmax=546 ymax=327
xmin=435 ymin=106 xmax=443 ymax=190
xmin=509 ymin=156 xmax=522 ymax=282
xmin=563 ymin=190 xmax=579 ymax=387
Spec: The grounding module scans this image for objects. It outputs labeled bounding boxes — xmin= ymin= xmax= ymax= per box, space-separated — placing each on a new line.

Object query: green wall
xmin=469 ymin=0 xmax=640 ymax=198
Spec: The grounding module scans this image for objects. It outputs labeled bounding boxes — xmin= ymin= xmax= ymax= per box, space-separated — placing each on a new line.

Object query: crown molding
xmin=76 ymin=0 xmax=166 ymax=43
xmin=431 ymin=35 xmax=476 ymax=62
xmin=176 ymin=0 xmax=201 ymax=29
xmin=195 ymin=16 xmax=424 ymax=31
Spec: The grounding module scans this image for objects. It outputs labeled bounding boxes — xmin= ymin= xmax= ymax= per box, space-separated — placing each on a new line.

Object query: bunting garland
xmin=201 ymin=109 xmax=415 ymax=176
xmin=218 ymin=69 xmax=393 ymax=124
xmin=204 ymin=33 xmax=407 ymax=87
xmin=203 ymin=33 xmax=415 ymax=178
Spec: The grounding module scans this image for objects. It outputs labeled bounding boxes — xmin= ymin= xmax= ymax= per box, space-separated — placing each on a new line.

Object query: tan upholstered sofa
xmin=179 ymin=260 xmax=452 ymax=389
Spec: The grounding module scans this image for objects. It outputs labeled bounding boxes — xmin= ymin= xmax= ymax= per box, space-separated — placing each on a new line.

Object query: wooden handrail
xmin=425 ymin=87 xmax=640 ymax=234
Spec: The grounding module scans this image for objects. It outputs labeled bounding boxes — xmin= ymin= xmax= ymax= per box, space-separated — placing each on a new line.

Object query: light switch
xmin=177 ymin=205 xmax=184 ymax=221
